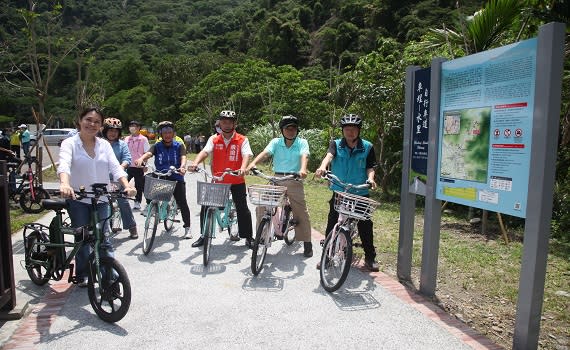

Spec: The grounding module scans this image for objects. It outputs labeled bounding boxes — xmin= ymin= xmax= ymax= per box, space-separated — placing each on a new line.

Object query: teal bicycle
xmin=142 ymin=166 xmax=181 ymax=255
xmin=23 ymin=184 xmax=132 ymax=322
xmin=191 ymin=167 xmax=239 ymax=266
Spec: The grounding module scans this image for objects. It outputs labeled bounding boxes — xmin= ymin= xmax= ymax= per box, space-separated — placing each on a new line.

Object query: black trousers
xmin=325 ymin=193 xmax=376 ymax=262
xmin=173 ymin=181 xmax=191 ymax=228
xmin=199 ymin=183 xmax=252 ymax=239
xmin=127 ymin=167 xmax=145 ymax=203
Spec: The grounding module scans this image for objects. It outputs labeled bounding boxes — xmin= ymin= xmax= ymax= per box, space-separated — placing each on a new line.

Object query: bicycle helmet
xmin=129 ymin=120 xmax=143 ymax=127
xmin=157 ymin=121 xmax=175 ymax=134
xmin=339 ymin=113 xmax=362 ymax=128
xmin=102 ymin=117 xmax=123 ymax=138
xmin=279 ymin=115 xmax=299 ymax=129
xmin=219 ymin=110 xmax=237 ymax=120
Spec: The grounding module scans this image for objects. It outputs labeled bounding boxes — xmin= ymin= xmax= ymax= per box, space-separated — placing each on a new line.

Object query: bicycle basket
xmin=144 ymin=174 xmax=176 ymax=201
xmin=333 ymin=191 xmax=379 ymax=221
xmin=248 ymin=184 xmax=286 ymax=207
xmin=196 ymin=181 xmax=231 ymax=207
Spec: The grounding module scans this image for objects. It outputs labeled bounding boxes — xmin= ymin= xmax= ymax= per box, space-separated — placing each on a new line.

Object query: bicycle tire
xmin=251 ymin=219 xmax=269 ymax=275
xmin=226 ymin=199 xmax=238 ymax=240
xmin=19 ymin=187 xmax=50 ymax=213
xmin=142 ymin=203 xmax=158 ymax=255
xmin=87 ymin=256 xmax=131 ymax=323
xmin=203 ymin=210 xmax=214 ymax=266
xmin=24 ymin=230 xmax=51 ymax=285
xmin=319 ymin=227 xmax=352 ymax=292
xmin=282 ymin=205 xmax=296 ymax=246
xmin=164 ymin=196 xmax=178 ymax=231
xmin=110 ymin=201 xmax=122 ymax=233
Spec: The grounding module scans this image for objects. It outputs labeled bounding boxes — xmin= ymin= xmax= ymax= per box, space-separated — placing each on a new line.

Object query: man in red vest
xmin=188 ymin=110 xmax=254 ymax=248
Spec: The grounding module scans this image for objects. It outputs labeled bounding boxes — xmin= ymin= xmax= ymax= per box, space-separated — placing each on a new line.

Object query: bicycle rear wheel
xmin=20 ymin=187 xmax=50 ymax=213
xmin=226 ymin=199 xmax=238 ymax=240
xmin=87 ymin=256 xmax=131 ymax=323
xmin=203 ymin=210 xmax=214 ymax=266
xmin=24 ymin=230 xmax=51 ymax=285
xmin=251 ymin=219 xmax=270 ymax=275
xmin=319 ymin=228 xmax=352 ymax=292
xmin=281 ymin=205 xmax=296 ymax=246
xmin=142 ymin=203 xmax=159 ymax=255
xmin=164 ymin=197 xmax=178 ymax=231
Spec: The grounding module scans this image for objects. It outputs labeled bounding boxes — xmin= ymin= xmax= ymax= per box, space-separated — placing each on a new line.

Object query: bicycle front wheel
xmin=164 ymin=196 xmax=178 ymax=231
xmin=142 ymin=203 xmax=159 ymax=255
xmin=320 ymin=228 xmax=352 ymax=292
xmin=20 ymin=187 xmax=50 ymax=213
xmin=282 ymin=205 xmax=296 ymax=246
xmin=226 ymin=199 xmax=238 ymax=240
xmin=87 ymin=256 xmax=131 ymax=323
xmin=203 ymin=210 xmax=215 ymax=266
xmin=251 ymin=219 xmax=270 ymax=275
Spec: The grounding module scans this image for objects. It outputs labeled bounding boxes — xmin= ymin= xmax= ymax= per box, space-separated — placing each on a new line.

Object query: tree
xmin=0 ymin=1 xmax=82 ymax=123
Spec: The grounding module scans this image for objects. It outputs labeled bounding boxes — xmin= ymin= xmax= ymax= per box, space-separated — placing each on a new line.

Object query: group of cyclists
xmin=56 ymin=107 xmax=380 ymax=288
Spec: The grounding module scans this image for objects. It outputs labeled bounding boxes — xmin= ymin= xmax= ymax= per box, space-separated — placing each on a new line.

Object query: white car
xmin=31 ymin=128 xmax=75 ymax=146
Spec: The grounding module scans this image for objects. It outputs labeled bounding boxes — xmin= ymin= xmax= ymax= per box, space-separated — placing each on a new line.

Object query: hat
xmin=19 ymin=124 xmax=27 ymax=128
xmin=129 ymin=120 xmax=143 ymax=127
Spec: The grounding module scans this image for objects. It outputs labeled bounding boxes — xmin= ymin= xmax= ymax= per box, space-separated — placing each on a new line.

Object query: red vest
xmin=211 ymin=133 xmax=246 ymax=184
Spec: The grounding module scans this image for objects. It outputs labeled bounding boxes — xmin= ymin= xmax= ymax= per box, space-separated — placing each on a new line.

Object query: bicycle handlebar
xmin=250 ymin=167 xmax=300 ymax=183
xmin=189 ymin=167 xmax=240 ymax=182
xmin=321 ymin=171 xmax=371 ymax=191
xmin=53 ymin=183 xmax=131 ymax=201
xmin=150 ymin=165 xmax=182 ymax=177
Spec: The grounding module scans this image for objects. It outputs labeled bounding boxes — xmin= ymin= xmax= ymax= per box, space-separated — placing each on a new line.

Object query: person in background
xmin=188 ymin=110 xmax=254 ymax=249
xmin=58 ymin=107 xmax=136 ymax=287
xmin=10 ymin=128 xmax=20 ymax=158
xmin=246 ymin=115 xmax=313 ymax=257
xmin=102 ymin=117 xmax=138 ymax=239
xmin=0 ymin=129 xmax=19 ymax=164
xmin=134 ymin=121 xmax=192 ymax=238
xmin=124 ymin=120 xmax=150 ymax=210
xmin=314 ymin=113 xmax=379 ymax=272
xmin=19 ymin=124 xmax=31 ymax=157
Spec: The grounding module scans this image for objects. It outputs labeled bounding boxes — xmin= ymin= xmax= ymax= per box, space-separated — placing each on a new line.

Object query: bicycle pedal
xmin=319 ymin=239 xmax=325 ymax=247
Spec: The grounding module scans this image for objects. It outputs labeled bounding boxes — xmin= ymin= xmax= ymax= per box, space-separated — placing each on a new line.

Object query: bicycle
xmin=22 ymin=183 xmax=132 ymax=322
xmin=248 ymin=168 xmax=300 ymax=275
xmin=7 ymin=155 xmax=50 ymax=213
xmin=191 ymin=167 xmax=239 ymax=266
xmin=318 ymin=171 xmax=380 ymax=292
xmin=142 ymin=166 xmax=181 ymax=255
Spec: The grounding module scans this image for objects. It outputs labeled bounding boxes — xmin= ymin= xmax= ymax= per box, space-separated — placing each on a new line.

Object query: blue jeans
xmin=66 ymin=200 xmax=114 ymax=279
xmin=118 ymin=197 xmax=136 ymax=229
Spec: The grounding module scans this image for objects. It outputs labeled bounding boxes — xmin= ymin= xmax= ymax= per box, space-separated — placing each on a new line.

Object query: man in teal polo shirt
xmin=246 ymin=115 xmax=313 ymax=257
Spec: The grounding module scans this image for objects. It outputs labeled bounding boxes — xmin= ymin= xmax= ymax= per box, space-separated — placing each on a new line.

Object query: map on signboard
xmin=440 ymin=107 xmax=491 ymax=183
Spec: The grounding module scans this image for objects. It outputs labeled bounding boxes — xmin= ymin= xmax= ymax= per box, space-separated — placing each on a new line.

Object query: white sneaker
xmin=133 ymin=201 xmax=141 ymax=210
xmin=184 ymin=227 xmax=192 ymax=239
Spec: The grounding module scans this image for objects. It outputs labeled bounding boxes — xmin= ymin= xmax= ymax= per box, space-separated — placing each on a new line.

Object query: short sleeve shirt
xmin=265 ymin=137 xmax=310 ymax=173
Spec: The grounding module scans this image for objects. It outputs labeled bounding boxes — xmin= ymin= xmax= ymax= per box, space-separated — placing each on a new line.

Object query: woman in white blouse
xmin=58 ymin=107 xmax=136 ymax=287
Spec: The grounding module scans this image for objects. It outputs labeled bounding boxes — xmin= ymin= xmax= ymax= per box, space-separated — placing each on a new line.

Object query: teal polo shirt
xmin=264 ymin=137 xmax=310 ymax=173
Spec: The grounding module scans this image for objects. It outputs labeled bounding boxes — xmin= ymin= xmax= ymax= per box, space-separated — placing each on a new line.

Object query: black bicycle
xmin=23 ymin=183 xmax=132 ymax=322
xmin=7 ymin=155 xmax=50 ymax=213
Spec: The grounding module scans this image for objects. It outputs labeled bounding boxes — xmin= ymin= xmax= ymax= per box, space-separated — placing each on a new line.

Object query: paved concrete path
xmin=1 ymin=173 xmax=501 ymax=350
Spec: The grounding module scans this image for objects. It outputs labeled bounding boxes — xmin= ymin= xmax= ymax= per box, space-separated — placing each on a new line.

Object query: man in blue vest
xmin=315 ymin=113 xmax=379 ymax=272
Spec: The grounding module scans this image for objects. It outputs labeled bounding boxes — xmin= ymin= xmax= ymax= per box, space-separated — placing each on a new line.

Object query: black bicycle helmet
xmin=102 ymin=117 xmax=123 ymax=138
xmin=279 ymin=115 xmax=299 ymax=129
xmin=219 ymin=110 xmax=237 ymax=120
xmin=339 ymin=113 xmax=362 ymax=128
xmin=157 ymin=120 xmax=175 ymax=134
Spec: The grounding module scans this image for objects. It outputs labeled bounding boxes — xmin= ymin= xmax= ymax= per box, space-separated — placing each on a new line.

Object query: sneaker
xmin=245 ymin=238 xmax=254 ymax=249
xmin=77 ymin=277 xmax=88 ymax=288
xmin=364 ymin=259 xmax=380 ymax=272
xmin=229 ymin=234 xmax=240 ymax=242
xmin=183 ymin=227 xmax=192 ymax=239
xmin=133 ymin=201 xmax=141 ymax=210
xmin=129 ymin=226 xmax=138 ymax=239
xmin=303 ymin=242 xmax=313 ymax=257
xmin=191 ymin=237 xmax=204 ymax=247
